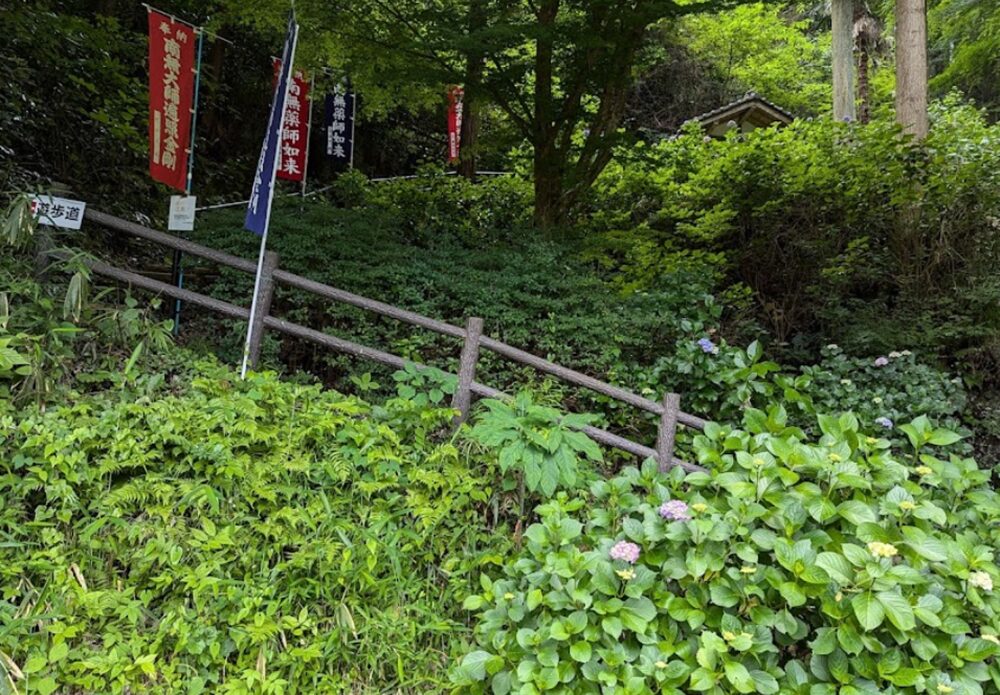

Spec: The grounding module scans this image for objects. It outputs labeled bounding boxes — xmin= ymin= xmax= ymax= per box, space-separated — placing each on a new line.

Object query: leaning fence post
xmin=656 ymin=392 xmax=681 ymax=472
xmin=247 ymin=251 xmax=280 ymax=370
xmin=33 ymin=227 xmax=54 ymax=281
xmin=452 ymin=316 xmax=484 ymax=425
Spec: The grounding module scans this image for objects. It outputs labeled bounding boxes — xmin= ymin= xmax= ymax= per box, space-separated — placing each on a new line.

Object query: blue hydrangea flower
xmin=875 ymin=417 xmax=893 ymax=429
xmin=659 ymin=500 xmax=691 ymax=521
xmin=697 ymin=338 xmax=717 ymax=354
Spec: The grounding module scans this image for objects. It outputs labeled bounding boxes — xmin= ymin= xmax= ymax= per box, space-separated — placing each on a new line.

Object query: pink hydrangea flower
xmin=659 ymin=499 xmax=691 ymax=522
xmin=874 ymin=356 xmax=889 ymax=367
xmin=609 ymin=540 xmax=640 ymax=564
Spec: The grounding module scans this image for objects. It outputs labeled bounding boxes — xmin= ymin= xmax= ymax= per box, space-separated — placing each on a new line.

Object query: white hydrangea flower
xmin=970 ymin=571 xmax=993 ymax=592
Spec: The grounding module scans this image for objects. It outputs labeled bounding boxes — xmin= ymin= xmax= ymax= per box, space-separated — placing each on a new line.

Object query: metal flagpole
xmin=172 ymin=26 xmax=205 ymax=335
xmin=240 ymin=15 xmax=299 ymax=379
xmin=301 ymin=75 xmax=314 ymax=198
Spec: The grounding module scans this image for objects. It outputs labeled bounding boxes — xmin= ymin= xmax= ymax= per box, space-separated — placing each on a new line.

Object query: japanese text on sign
xmin=272 ymin=60 xmax=310 ymax=182
xmin=148 ymin=10 xmax=196 ymax=192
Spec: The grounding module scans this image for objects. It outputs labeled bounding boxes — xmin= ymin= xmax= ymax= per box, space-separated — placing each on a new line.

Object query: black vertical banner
xmin=324 ymin=84 xmax=355 ymax=168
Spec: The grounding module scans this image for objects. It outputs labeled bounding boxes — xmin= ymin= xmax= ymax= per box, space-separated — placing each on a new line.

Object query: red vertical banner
xmin=447 ymin=85 xmax=464 ymax=164
xmin=148 ymin=10 xmax=196 ymax=192
xmin=273 ymin=59 xmax=310 ymax=182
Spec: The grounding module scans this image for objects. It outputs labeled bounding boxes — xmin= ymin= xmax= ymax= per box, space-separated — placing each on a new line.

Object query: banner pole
xmin=172 ymin=27 xmax=205 ymax=336
xmin=241 ymin=14 xmax=298 ymax=379
xmin=301 ymin=75 xmax=314 ymax=198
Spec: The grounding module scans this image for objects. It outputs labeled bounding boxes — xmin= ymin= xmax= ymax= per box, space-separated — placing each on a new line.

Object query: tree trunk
xmin=895 ymin=0 xmax=929 ymax=138
xmin=857 ymin=50 xmax=871 ymax=124
xmin=533 ymin=139 xmax=564 ymax=228
xmin=831 ymin=0 xmax=856 ymax=121
xmin=458 ymin=0 xmax=485 ymax=180
xmin=532 ymin=0 xmax=562 ymax=227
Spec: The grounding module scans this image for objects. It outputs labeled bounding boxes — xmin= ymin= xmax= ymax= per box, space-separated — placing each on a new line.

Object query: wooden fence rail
xmin=70 ymin=209 xmax=707 ymax=472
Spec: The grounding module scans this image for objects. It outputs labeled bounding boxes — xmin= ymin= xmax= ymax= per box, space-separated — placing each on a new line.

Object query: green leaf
xmin=751 ymin=670 xmax=780 ymax=694
xmin=492 ymin=670 xmax=512 ymax=695
xmin=927 ymin=429 xmax=963 ymax=446
xmin=463 ymin=595 xmax=486 ymax=610
xmin=602 ymin=616 xmax=623 ymax=639
xmin=958 ymin=638 xmax=998 ymax=662
xmin=779 ymin=581 xmax=807 ymax=607
xmin=48 ymin=642 xmax=69 ymax=663
xmin=458 ymin=651 xmax=495 ymax=681
xmin=816 ymin=552 xmax=853 ymax=584
xmin=724 ymin=661 xmax=755 ymax=693
xmin=853 ymin=593 xmax=885 ymax=631
xmin=570 ymin=641 xmax=592 ymax=663
xmin=689 ymin=668 xmax=716 ymax=691
xmin=709 ymin=582 xmax=740 ymax=608
xmin=838 ymin=500 xmax=876 ymax=525
xmin=23 ymin=656 xmax=46 ymax=675
xmin=876 ymin=591 xmax=915 ymax=631
xmin=35 ymin=677 xmax=58 ymax=695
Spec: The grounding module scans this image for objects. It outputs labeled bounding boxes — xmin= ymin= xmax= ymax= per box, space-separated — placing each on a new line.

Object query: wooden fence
xmin=62 ymin=209 xmax=707 ymax=472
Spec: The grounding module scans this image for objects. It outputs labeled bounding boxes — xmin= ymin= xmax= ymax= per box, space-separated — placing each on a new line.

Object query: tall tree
xmin=895 ymin=0 xmax=929 ymax=137
xmin=831 ymin=0 xmax=856 ymax=121
xmin=853 ymin=2 xmax=885 ymax=124
xmin=235 ymin=0 xmax=755 ymax=227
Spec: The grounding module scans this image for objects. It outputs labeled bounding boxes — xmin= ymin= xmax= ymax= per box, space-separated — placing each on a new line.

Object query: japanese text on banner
xmin=148 ymin=10 xmax=196 ymax=192
xmin=272 ymin=60 xmax=310 ymax=182
xmin=325 ymin=84 xmax=355 ymax=166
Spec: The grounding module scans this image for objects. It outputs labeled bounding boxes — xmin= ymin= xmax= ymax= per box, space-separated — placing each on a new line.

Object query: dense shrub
xmin=185 ymin=198 xmax=719 ymax=407
xmin=0 ymin=362 xmax=510 ymax=693
xmin=588 ymin=99 xmax=1000 ymax=367
xmin=331 ymin=168 xmax=534 ymax=247
xmin=454 ymin=408 xmax=997 ymax=694
xmin=798 ymin=345 xmax=966 ymax=434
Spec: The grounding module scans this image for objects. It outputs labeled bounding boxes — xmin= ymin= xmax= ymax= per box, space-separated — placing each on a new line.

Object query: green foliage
xmin=0 ymin=3 xmax=149 ymax=205
xmin=0 ymin=198 xmax=173 ymax=404
xmin=930 ymin=0 xmax=1000 ymax=120
xmin=187 ymin=195 xmax=716 ymax=412
xmin=799 ymin=345 xmax=966 ymax=433
xmin=0 ymin=362 xmax=512 ymax=693
xmin=470 ymin=392 xmax=603 ymax=499
xmin=348 ymin=168 xmax=533 ymax=246
xmin=455 ymin=408 xmax=999 ymax=694
xmin=678 ymin=3 xmax=832 ymax=115
xmin=589 ymin=103 xmax=1000 ymax=369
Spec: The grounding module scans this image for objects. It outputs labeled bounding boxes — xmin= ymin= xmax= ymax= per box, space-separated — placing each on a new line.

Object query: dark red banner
xmin=273 ymin=59 xmax=310 ymax=182
xmin=448 ymin=85 xmax=464 ymax=164
xmin=148 ymin=10 xmax=196 ymax=192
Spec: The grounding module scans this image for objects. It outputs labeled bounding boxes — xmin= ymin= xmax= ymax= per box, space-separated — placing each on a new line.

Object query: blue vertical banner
xmin=324 ymin=82 xmax=356 ymax=168
xmin=245 ymin=11 xmax=299 ymax=235
xmin=241 ymin=10 xmax=298 ymax=379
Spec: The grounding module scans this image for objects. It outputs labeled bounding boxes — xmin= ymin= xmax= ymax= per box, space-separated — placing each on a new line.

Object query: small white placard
xmin=31 ymin=195 xmax=86 ymax=230
xmin=168 ymin=195 xmax=197 ymax=231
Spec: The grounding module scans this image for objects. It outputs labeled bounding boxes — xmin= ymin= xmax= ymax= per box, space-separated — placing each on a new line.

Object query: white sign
xmin=31 ymin=195 xmax=86 ymax=230
xmin=168 ymin=195 xmax=197 ymax=231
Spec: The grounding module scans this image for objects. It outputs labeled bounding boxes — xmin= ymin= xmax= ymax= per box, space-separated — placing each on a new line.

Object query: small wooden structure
xmin=692 ymin=92 xmax=794 ymax=137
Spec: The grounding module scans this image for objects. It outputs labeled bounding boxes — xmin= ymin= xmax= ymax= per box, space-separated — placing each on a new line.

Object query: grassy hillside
xmin=1 ymin=359 xmax=510 ymax=693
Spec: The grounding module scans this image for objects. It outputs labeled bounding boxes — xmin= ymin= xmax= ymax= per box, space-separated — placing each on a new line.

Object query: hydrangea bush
xmin=452 ymin=407 xmax=1000 ymax=694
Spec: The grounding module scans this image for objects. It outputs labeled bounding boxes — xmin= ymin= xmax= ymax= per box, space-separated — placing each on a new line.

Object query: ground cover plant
xmin=454 ymin=408 xmax=999 ymax=694
xmin=0 ymin=360 xmax=513 ymax=693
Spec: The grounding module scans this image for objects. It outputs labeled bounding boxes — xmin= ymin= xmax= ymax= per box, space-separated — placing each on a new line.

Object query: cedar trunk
xmin=895 ymin=0 xmax=929 ymax=138
xmin=458 ymin=0 xmax=485 ymax=179
xmin=831 ymin=0 xmax=856 ymax=121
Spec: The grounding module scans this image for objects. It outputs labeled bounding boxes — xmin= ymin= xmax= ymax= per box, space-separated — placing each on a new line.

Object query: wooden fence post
xmin=247 ymin=251 xmax=280 ymax=370
xmin=656 ymin=392 xmax=681 ymax=472
xmin=33 ymin=228 xmax=54 ymax=281
xmin=452 ymin=316 xmax=484 ymax=425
